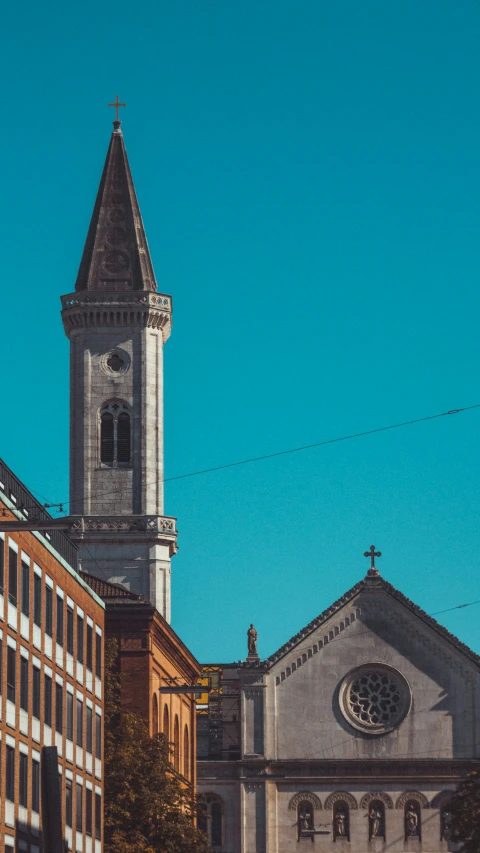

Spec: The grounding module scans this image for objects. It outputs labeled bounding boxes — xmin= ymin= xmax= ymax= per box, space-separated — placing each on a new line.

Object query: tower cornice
xmin=61 ymin=290 xmax=172 ymax=341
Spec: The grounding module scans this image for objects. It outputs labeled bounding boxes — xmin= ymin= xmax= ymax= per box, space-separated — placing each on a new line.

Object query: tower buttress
xmin=61 ymin=119 xmax=176 ymax=621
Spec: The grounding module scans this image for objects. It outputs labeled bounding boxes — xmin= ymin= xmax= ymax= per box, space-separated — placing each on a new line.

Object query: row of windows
xmin=152 ymin=697 xmax=190 ymax=779
xmin=65 ymin=778 xmax=102 ymax=839
xmin=0 ymin=540 xmax=102 ymax=678
xmin=5 ymin=746 xmax=101 ymax=839
xmin=0 ymin=637 xmax=102 ymax=756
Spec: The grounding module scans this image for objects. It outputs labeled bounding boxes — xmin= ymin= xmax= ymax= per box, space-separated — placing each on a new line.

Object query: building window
xmin=32 ymin=758 xmax=40 ymax=812
xmin=8 ymin=547 xmax=17 ymax=605
xmin=77 ymin=614 xmax=84 ymax=663
xmin=152 ymin=693 xmax=158 ymax=735
xmin=333 ymin=802 xmax=350 ymax=840
xmin=100 ymin=402 xmax=131 ymax=466
xmin=441 ymin=805 xmax=453 ymax=841
xmin=33 ymin=574 xmax=42 ymax=626
xmin=77 ymin=698 xmax=84 ymax=746
xmin=32 ymin=666 xmax=41 ymax=718
xmin=56 ymin=594 xmax=64 ymax=646
xmin=86 ymin=705 xmax=93 ymax=753
xmin=198 ymin=795 xmax=224 ymax=849
xmin=44 ymin=673 xmax=52 ymax=727
xmin=19 ymin=753 xmax=28 ymax=807
xmin=45 ymin=586 xmax=53 ymax=636
xmin=184 ymin=725 xmax=189 ymax=779
xmin=163 ymin=704 xmax=169 ymax=739
xmin=95 ymin=632 xmax=102 ymax=678
xmin=173 ymin=715 xmax=180 ymax=771
xmin=87 ymin=624 xmax=93 ymax=671
xmin=86 ymin=789 xmax=93 ymax=836
xmin=67 ymin=605 xmax=74 ymax=655
xmin=66 ymin=778 xmax=73 ymax=827
xmin=56 ymin=682 xmax=63 ymax=734
xmin=0 ymin=538 xmax=4 ymax=590
xmin=7 ymin=646 xmax=16 ymax=703
xmin=95 ymin=792 xmax=102 ymax=840
xmin=76 ymin=783 xmax=83 ymax=832
xmin=66 ymin=691 xmax=74 ymax=741
xmin=20 ymin=657 xmax=29 ymax=711
xmin=21 ymin=560 xmax=29 ymax=615
xmin=95 ymin=712 xmax=102 ymax=759
xmin=6 ymin=745 xmax=15 ymax=801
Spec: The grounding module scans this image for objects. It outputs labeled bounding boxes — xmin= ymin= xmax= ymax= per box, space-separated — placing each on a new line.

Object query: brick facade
xmin=0 ymin=460 xmax=105 ymax=853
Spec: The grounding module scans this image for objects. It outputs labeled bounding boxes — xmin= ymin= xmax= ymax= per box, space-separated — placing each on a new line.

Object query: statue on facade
xmin=369 ymin=806 xmax=383 ymax=839
xmin=334 ymin=809 xmax=347 ymax=838
xmin=247 ymin=624 xmax=258 ymax=656
xmin=299 ymin=809 xmax=313 ymax=832
xmin=405 ymin=806 xmax=419 ymax=837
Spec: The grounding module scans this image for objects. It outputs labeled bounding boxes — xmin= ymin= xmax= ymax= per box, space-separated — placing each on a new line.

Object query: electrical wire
xmin=39 ymin=402 xmax=480 ymax=510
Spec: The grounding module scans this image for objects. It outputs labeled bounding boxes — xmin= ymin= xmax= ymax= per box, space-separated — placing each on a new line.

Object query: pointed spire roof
xmin=75 ymin=121 xmax=157 ymax=292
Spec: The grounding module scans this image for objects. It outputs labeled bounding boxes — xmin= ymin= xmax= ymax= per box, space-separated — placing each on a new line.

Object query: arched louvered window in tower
xmin=99 ymin=402 xmax=131 ymax=466
xmin=152 ymin=694 xmax=158 ymax=736
xmin=173 ymin=715 xmax=180 ymax=772
xmin=198 ymin=795 xmax=224 ymax=851
xmin=183 ymin=725 xmax=189 ymax=779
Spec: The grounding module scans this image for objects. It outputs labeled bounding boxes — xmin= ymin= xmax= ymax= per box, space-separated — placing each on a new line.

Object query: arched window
xmin=100 ymin=402 xmax=131 ymax=466
xmin=404 ymin=800 xmax=421 ymax=840
xmin=152 ymin=694 xmax=158 ymax=736
xmin=297 ymin=801 xmax=314 ymax=839
xmin=173 ymin=715 xmax=180 ymax=772
xmin=163 ymin=704 xmax=169 ymax=739
xmin=183 ymin=725 xmax=190 ymax=779
xmin=368 ymin=801 xmax=385 ymax=840
xmin=333 ymin=802 xmax=350 ymax=841
xmin=198 ymin=795 xmax=224 ymax=850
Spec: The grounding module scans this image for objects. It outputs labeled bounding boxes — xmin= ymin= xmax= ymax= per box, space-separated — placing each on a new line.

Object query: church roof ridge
xmin=242 ymin=574 xmax=480 ymax=670
xmin=75 ymin=127 xmax=158 ymax=293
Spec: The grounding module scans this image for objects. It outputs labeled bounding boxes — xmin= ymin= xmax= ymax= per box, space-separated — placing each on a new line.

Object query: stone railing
xmin=69 ymin=515 xmax=177 ymax=534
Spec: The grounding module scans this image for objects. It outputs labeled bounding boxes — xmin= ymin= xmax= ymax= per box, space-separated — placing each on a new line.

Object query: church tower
xmin=61 ymin=116 xmax=177 ymax=621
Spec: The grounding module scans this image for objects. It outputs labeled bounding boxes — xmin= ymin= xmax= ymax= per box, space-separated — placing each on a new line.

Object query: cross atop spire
xmin=108 ymin=95 xmax=126 ymax=131
xmin=364 ymin=545 xmax=381 ymax=577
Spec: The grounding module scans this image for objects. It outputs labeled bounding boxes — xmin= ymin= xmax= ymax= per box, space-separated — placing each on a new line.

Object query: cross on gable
xmin=364 ymin=544 xmax=381 ymax=570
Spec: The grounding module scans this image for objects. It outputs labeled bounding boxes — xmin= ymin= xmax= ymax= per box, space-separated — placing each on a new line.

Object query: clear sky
xmin=1 ymin=1 xmax=480 ymax=662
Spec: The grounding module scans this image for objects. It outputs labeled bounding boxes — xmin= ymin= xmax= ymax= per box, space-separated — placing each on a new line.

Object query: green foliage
xmin=104 ymin=638 xmax=211 ymax=853
xmin=448 ymin=771 xmax=480 ymax=853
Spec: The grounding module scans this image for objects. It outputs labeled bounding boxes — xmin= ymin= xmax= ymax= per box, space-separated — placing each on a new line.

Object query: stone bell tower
xmin=61 ymin=116 xmax=176 ymax=621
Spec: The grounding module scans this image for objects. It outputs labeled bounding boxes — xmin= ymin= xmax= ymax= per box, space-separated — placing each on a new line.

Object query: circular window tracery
xmin=339 ymin=664 xmax=411 ymax=735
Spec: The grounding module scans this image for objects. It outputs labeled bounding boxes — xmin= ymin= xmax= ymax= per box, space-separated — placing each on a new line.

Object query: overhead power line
xmin=41 ymin=402 xmax=480 ymax=510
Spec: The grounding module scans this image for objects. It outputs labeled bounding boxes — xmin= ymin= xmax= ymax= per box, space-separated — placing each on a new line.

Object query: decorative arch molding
xmin=288 ymin=792 xmax=322 ymax=811
xmin=325 ymin=792 xmax=358 ymax=810
xmin=396 ymin=791 xmax=429 ymax=809
xmin=430 ymin=791 xmax=455 ymax=810
xmin=200 ymin=792 xmax=225 ymax=807
xmin=360 ymin=792 xmax=394 ymax=809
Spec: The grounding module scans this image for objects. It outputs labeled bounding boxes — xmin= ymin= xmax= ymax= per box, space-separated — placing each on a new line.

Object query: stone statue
xmin=405 ymin=806 xmax=419 ymax=837
xmin=247 ymin=624 xmax=258 ymax=656
xmin=334 ymin=810 xmax=347 ymax=838
xmin=299 ymin=810 xmax=313 ymax=832
xmin=441 ymin=809 xmax=452 ymax=841
xmin=369 ymin=807 xmax=383 ymax=839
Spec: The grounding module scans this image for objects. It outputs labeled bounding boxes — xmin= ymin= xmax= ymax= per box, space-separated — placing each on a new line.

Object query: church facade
xmin=197 ymin=558 xmax=480 ymax=852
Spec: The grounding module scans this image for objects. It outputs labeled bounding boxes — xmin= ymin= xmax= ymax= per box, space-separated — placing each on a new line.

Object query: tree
xmin=104 ymin=638 xmax=211 ymax=853
xmin=447 ymin=771 xmax=480 ymax=853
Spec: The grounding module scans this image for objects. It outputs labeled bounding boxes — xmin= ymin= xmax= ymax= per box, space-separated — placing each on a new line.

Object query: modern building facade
xmin=61 ymin=117 xmax=177 ymax=621
xmin=197 ymin=559 xmax=480 ymax=853
xmin=0 ymin=458 xmax=105 ymax=853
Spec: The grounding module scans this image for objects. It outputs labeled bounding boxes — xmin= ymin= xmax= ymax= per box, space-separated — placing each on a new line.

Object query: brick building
xmin=81 ymin=572 xmax=199 ymax=792
xmin=0 ymin=459 xmax=105 ymax=853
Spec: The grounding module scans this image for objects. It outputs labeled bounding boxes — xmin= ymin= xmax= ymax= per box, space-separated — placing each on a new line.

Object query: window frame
xmin=99 ymin=401 xmax=132 ymax=468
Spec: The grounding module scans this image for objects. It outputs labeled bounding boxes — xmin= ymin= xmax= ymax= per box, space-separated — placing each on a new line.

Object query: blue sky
xmin=1 ymin=1 xmax=480 ymax=662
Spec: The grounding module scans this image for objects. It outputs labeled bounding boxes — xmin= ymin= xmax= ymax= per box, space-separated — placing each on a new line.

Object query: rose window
xmin=339 ymin=664 xmax=411 ymax=734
